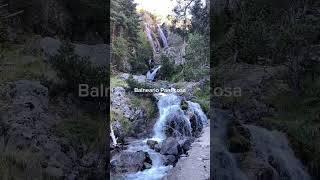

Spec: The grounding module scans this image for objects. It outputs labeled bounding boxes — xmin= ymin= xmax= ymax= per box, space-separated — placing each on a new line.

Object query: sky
xmin=134 ymin=0 xmax=176 ymax=21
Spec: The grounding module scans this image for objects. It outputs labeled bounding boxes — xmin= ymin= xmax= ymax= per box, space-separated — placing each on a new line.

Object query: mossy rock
xmin=181 ymin=100 xmax=188 ymax=111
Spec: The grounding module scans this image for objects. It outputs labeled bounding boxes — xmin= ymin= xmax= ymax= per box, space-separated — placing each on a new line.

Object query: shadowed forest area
xmin=212 ymin=0 xmax=320 ymax=180
xmin=0 ymin=0 xmax=108 ymax=179
xmin=0 ymin=0 xmax=319 ymax=180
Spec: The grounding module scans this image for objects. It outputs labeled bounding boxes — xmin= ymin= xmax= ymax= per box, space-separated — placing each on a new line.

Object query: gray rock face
xmin=39 ymin=37 xmax=109 ymax=67
xmin=110 ymin=151 xmax=152 ymax=174
xmin=111 ymin=87 xmax=134 ymax=119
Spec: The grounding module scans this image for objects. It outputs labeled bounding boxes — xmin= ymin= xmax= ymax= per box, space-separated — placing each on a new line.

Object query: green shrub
xmin=130 ymin=95 xmax=157 ymax=119
xmin=160 ymin=54 xmax=175 ymax=80
xmin=184 ymin=33 xmax=209 ymax=81
xmin=130 ymin=29 xmax=153 ymax=74
xmin=212 ymin=0 xmax=320 ymax=65
xmin=112 ymin=36 xmax=131 ymax=71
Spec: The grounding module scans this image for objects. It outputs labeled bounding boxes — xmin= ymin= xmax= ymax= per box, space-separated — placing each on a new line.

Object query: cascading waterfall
xmin=211 ymin=109 xmax=311 ymax=180
xmin=246 ymin=125 xmax=311 ymax=180
xmin=145 ymin=24 xmax=158 ymax=53
xmin=157 ymin=24 xmax=168 ymax=48
xmin=153 ymin=93 xmax=185 ymax=140
xmin=187 ymin=101 xmax=208 ymax=124
xmin=125 ymin=93 xmax=208 ymax=180
xmin=110 ymin=124 xmax=118 ymax=146
xmin=146 ymin=66 xmax=161 ymax=81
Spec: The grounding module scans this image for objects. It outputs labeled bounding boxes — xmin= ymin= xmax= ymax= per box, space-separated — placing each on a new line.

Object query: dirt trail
xmin=164 ymin=125 xmax=210 ymax=180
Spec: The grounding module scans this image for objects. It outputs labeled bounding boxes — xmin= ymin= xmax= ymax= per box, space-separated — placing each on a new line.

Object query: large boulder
xmin=110 ymin=151 xmax=152 ymax=174
xmin=160 ymin=137 xmax=182 ymax=156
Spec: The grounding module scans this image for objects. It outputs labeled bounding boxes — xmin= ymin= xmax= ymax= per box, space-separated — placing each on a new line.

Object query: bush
xmin=160 ymin=54 xmax=175 ymax=80
xmin=184 ymin=33 xmax=209 ymax=81
xmin=212 ymin=0 xmax=320 ymax=65
xmin=112 ymin=36 xmax=131 ymax=72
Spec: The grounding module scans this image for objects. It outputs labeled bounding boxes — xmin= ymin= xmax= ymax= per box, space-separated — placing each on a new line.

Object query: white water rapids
xmin=147 ymin=66 xmax=161 ymax=81
xmin=124 ymin=93 xmax=208 ymax=180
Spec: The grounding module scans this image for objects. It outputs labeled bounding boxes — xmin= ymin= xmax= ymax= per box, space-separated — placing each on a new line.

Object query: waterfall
xmin=145 ymin=24 xmax=157 ymax=53
xmin=246 ymin=125 xmax=311 ymax=180
xmin=110 ymin=124 xmax=118 ymax=146
xmin=146 ymin=66 xmax=161 ymax=81
xmin=153 ymin=94 xmax=183 ymax=140
xmin=145 ymin=24 xmax=160 ymax=53
xmin=153 ymin=93 xmax=207 ymax=141
xmin=211 ymin=109 xmax=311 ymax=180
xmin=123 ymin=93 xmax=208 ymax=180
xmin=187 ymin=101 xmax=208 ymax=124
xmin=157 ymin=24 xmax=168 ymax=48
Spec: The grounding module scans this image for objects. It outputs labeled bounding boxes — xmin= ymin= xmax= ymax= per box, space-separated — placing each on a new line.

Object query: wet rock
xmin=110 ymin=151 xmax=152 ymax=174
xmin=147 ymin=140 xmax=158 ymax=149
xmin=154 ymin=144 xmax=161 ymax=152
xmin=164 ymin=112 xmax=192 ymax=138
xmin=160 ymin=137 xmax=182 ymax=156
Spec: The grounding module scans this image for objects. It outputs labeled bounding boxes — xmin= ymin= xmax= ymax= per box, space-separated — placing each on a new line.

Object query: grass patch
xmin=55 ymin=112 xmax=106 ymax=153
xmin=111 ymin=75 xmax=128 ymax=88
